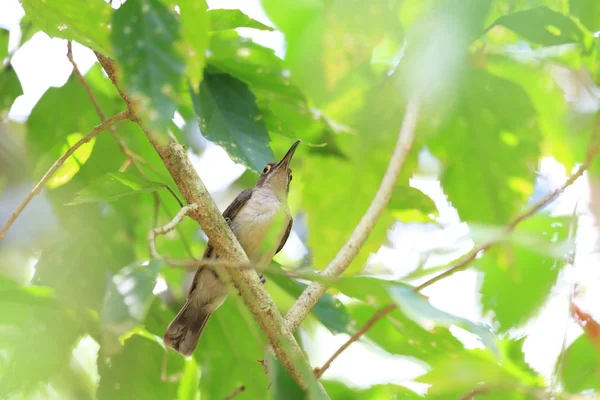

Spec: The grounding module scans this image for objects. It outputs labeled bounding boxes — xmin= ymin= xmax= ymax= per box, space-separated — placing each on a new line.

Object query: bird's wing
xmin=275 ymin=217 xmax=293 ymax=255
xmin=201 ymin=189 xmax=253 ymax=259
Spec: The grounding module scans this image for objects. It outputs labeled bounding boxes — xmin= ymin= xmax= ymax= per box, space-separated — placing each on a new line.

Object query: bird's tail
xmin=163 ymin=300 xmax=211 ymax=357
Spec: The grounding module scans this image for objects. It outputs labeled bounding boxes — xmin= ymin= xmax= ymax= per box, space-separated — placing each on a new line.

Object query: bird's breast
xmin=230 ymin=188 xmax=290 ymax=265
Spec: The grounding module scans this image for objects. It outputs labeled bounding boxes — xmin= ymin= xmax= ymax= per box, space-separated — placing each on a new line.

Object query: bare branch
xmin=314 ymin=304 xmax=395 ymax=378
xmin=223 ymin=385 xmax=245 ymax=400
xmin=96 ymin=54 xmax=328 ymax=396
xmin=284 ymin=99 xmax=421 ymax=333
xmin=0 ymin=110 xmax=129 ymax=240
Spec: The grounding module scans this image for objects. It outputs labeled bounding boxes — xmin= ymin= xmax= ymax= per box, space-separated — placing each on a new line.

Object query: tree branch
xmin=95 ymin=55 xmax=328 ymax=396
xmin=314 ymin=304 xmax=395 ymax=378
xmin=223 ymin=385 xmax=245 ymax=400
xmin=315 ymin=114 xmax=600 ymax=372
xmin=284 ymin=99 xmax=421 ymax=333
xmin=0 ymin=110 xmax=129 ymax=240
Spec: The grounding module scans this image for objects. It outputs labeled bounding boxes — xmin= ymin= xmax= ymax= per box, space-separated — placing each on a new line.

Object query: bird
xmin=163 ymin=140 xmax=300 ymax=356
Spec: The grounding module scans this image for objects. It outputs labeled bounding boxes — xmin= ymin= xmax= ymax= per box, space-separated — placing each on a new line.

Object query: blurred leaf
xmin=26 ymin=67 xmax=125 ymax=183
xmin=498 ymin=337 xmax=544 ymax=386
xmin=20 ymin=0 xmax=113 ymax=55
xmin=178 ymin=358 xmax=200 ymax=400
xmin=429 ymin=69 xmax=541 ymax=225
xmin=487 ymin=6 xmax=587 ymax=47
xmin=302 ymin=131 xmax=408 ymax=273
xmin=208 ymin=9 xmax=273 ymax=31
xmin=98 ymin=330 xmax=184 ymax=400
xmin=0 ymin=66 xmax=23 ymax=117
xmin=112 ymin=0 xmax=185 ymax=134
xmin=417 ymin=349 xmax=523 ymax=397
xmin=570 ymin=0 xmax=600 ymax=32
xmin=266 ymin=263 xmax=354 ymax=335
xmin=0 ymin=286 xmax=84 ymax=396
xmin=389 ymin=185 xmax=437 ymax=216
xmin=478 ymin=214 xmax=569 ymax=331
xmin=262 ymin=0 xmax=401 ymax=107
xmin=268 ymin=352 xmax=306 ymax=400
xmin=559 ymin=334 xmax=600 ymax=393
xmin=67 ymin=171 xmax=165 ymax=205
xmin=387 ymin=285 xmax=498 ymax=355
xmin=485 ymin=55 xmax=586 ymax=170
xmin=101 ymin=261 xmax=161 ymax=355
xmin=0 ymin=28 xmax=8 ymax=61
xmin=36 ymin=132 xmax=96 ymax=189
xmin=177 ymin=0 xmax=209 ymax=88
xmin=192 ymin=72 xmax=273 ymax=173
xmin=322 ymin=380 xmax=420 ymax=399
xmin=195 ymin=295 xmax=269 ymax=399
xmin=348 ymin=303 xmax=464 ymax=361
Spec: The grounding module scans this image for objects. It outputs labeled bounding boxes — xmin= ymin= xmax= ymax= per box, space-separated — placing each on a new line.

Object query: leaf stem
xmin=0 ymin=111 xmax=129 ymax=240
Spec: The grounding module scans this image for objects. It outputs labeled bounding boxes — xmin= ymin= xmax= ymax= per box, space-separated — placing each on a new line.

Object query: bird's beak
xmin=276 ymin=139 xmax=301 ymax=170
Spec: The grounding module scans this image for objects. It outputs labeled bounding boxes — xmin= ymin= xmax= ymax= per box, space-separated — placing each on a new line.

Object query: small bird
xmin=164 ymin=140 xmax=300 ymax=356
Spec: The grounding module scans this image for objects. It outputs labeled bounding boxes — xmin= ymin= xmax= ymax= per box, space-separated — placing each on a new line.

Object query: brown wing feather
xmin=275 ymin=218 xmax=293 ymax=255
xmin=189 ymin=189 xmax=253 ymax=295
xmin=200 ymin=189 xmax=253 ymax=259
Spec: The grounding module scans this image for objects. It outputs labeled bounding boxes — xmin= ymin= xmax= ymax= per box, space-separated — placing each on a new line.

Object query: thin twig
xmin=284 ymin=99 xmax=421 ymax=333
xmin=0 ymin=111 xmax=129 ymax=240
xmin=314 ymin=113 xmax=600 ymax=377
xmin=314 ymin=304 xmax=395 ymax=378
xmin=223 ymin=385 xmax=245 ymax=400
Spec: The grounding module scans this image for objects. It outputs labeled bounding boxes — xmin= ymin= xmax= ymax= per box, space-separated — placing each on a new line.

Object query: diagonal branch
xmin=284 ymin=99 xmax=421 ymax=333
xmin=313 ymin=113 xmax=600 ymax=375
xmin=95 ymin=54 xmax=328 ymax=396
xmin=0 ymin=110 xmax=129 ymax=240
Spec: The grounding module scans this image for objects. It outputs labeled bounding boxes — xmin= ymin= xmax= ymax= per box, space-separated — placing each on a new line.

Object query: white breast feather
xmin=231 ymin=188 xmax=291 ymax=265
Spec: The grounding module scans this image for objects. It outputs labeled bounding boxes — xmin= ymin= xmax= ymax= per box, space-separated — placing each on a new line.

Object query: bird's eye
xmin=263 ymin=165 xmax=271 ymax=174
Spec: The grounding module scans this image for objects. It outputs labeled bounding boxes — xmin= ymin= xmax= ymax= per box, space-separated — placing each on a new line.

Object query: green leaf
xmin=389 ymin=185 xmax=438 ymax=222
xmin=478 ymin=214 xmax=570 ymax=331
xmin=268 ymin=353 xmax=306 ymax=400
xmin=98 ymin=331 xmax=184 ymax=400
xmin=112 ymin=0 xmax=185 ymax=134
xmin=178 ymin=358 xmax=200 ymax=400
xmin=207 ymin=30 xmax=303 ymax=101
xmin=0 ymin=66 xmax=23 ymax=117
xmin=486 ymin=6 xmax=587 ymax=47
xmin=177 ymin=0 xmax=209 ymax=88
xmin=484 ymin=55 xmax=586 ymax=171
xmin=34 ymin=132 xmax=97 ymax=189
xmin=348 ymin=303 xmax=464 ymax=361
xmin=570 ymin=0 xmax=600 ymax=32
xmin=195 ymin=295 xmax=269 ymax=399
xmin=301 ymin=131 xmax=410 ymax=273
xmin=416 ymin=349 xmax=523 ymax=397
xmin=208 ymin=9 xmax=274 ymax=31
xmin=100 ymin=261 xmax=162 ymax=355
xmin=322 ymin=381 xmax=420 ymax=399
xmin=559 ymin=334 xmax=600 ymax=393
xmin=0 ymin=286 xmax=84 ymax=396
xmin=67 ymin=171 xmax=165 ymax=205
xmin=266 ymin=264 xmax=354 ymax=335
xmin=261 ymin=0 xmax=401 ymax=107
xmin=192 ymin=72 xmax=273 ymax=173
xmin=0 ymin=28 xmax=8 ymax=62
xmin=387 ymin=285 xmax=498 ymax=355
xmin=429 ymin=69 xmax=541 ymax=225
xmin=20 ymin=0 xmax=113 ymax=55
